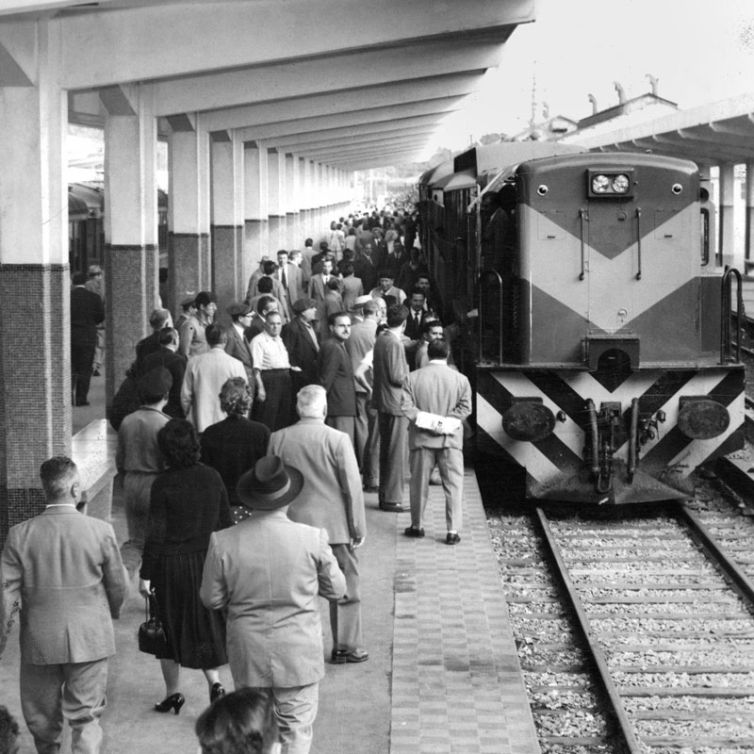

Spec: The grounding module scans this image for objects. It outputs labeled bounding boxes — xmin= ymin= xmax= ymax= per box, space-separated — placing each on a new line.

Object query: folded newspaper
xmin=415 ymin=411 xmax=462 ymax=435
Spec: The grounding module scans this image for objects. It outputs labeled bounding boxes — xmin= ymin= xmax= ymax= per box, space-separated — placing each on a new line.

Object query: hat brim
xmin=237 ymin=464 xmax=305 ymax=511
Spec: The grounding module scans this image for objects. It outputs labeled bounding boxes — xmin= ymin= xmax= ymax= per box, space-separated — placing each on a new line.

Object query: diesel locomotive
xmin=419 ymin=146 xmax=744 ymax=505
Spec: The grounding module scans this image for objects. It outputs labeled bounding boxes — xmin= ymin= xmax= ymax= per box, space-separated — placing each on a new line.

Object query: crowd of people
xmin=0 ymin=207 xmax=472 ymax=754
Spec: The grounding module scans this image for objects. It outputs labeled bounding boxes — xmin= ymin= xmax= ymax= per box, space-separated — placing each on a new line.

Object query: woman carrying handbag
xmin=139 ymin=419 xmax=233 ymax=713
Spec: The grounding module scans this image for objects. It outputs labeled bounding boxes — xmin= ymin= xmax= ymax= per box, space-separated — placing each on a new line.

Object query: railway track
xmin=489 ymin=489 xmax=754 ymax=754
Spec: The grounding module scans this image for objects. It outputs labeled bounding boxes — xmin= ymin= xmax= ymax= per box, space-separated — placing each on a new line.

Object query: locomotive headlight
xmin=611 ymin=174 xmax=630 ymax=193
xmin=591 ymin=174 xmax=610 ymax=194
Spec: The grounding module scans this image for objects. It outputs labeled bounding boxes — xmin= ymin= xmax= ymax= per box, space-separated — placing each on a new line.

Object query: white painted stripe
xmin=491 ymin=371 xmax=584 ymax=456
xmin=476 ymin=394 xmax=562 ymax=484
xmin=559 ymin=370 xmax=660 ymax=407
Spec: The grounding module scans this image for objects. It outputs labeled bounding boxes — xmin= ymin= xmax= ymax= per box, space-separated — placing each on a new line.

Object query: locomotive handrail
xmin=720 ymin=266 xmax=743 ymax=364
xmin=700 ymin=208 xmax=710 ymax=266
xmin=578 ymin=208 xmax=588 ymax=280
xmin=477 ymin=269 xmax=503 ymax=364
xmin=635 ymin=208 xmax=642 ymax=280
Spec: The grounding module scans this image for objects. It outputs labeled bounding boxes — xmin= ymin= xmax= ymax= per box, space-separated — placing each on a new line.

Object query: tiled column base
xmin=391 ymin=468 xmax=541 ymax=754
xmin=169 ymin=232 xmax=210 ymax=310
xmin=0 ymin=264 xmax=71 ymax=543
xmin=285 ymin=213 xmax=297 ymax=250
xmin=268 ymin=216 xmax=284 ymax=255
xmin=212 ymin=224 xmax=243 ymax=318
xmin=244 ymin=220 xmax=267 ymax=290
xmin=106 ymin=245 xmax=148 ymax=402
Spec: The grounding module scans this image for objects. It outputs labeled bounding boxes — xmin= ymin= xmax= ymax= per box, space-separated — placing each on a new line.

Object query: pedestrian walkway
xmin=1 ymin=391 xmax=540 ymax=753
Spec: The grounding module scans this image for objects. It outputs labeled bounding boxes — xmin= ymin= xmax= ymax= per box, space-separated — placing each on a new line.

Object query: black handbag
xmin=138 ymin=592 xmax=167 ymax=656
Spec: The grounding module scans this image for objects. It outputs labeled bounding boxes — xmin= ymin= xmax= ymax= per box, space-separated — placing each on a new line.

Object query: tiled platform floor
xmin=391 ymin=469 xmax=540 ymax=754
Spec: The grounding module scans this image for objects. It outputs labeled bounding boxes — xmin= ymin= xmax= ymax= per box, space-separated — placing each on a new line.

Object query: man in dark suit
xmin=224 ymin=301 xmax=255 ymax=387
xmin=70 ymin=272 xmax=105 ymax=406
xmin=318 ymin=312 xmax=357 ymax=448
xmin=140 ymin=328 xmax=186 ymax=418
xmin=0 ymin=456 xmax=128 ymax=753
xmin=372 ymin=303 xmax=410 ymax=512
xmin=404 ymin=288 xmax=430 ymax=341
xmin=282 ymin=298 xmax=320 ymax=397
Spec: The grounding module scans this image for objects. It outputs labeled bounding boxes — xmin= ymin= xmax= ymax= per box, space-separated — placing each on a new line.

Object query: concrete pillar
xmin=104 ymin=98 xmax=159 ymax=402
xmin=301 ymin=159 xmax=314 ymax=243
xmin=746 ymin=162 xmax=754 ymax=275
xmin=0 ymin=57 xmax=69 ymax=536
xmin=267 ymin=148 xmax=285 ymax=254
xmin=244 ymin=142 xmax=269 ymax=288
xmin=284 ymin=153 xmax=299 ymax=250
xmin=718 ymin=162 xmax=736 ymax=268
xmin=211 ymin=132 xmax=244 ymax=319
xmin=168 ymin=127 xmax=211 ymax=315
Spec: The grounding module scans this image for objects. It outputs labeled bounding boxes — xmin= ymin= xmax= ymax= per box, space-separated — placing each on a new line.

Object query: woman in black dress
xmin=139 ymin=419 xmax=232 ymax=713
xmin=200 ymin=378 xmax=270 ymax=525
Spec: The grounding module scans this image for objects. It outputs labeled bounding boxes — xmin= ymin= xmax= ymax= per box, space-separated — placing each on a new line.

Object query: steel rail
xmin=677 ymin=504 xmax=754 ymax=608
xmin=534 ymin=508 xmax=642 ymax=754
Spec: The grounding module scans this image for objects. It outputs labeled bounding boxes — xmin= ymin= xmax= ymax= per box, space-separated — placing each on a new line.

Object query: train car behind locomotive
xmin=420 ymin=148 xmax=744 ymax=505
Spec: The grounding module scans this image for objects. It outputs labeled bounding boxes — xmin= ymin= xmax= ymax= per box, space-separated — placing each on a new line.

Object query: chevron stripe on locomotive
xmin=432 ymin=151 xmax=744 ymax=505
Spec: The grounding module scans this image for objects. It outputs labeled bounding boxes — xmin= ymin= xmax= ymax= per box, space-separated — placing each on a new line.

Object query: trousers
xmin=249 ymin=683 xmax=319 ymax=754
xmin=20 ymin=658 xmax=109 ymax=754
xmin=408 ymin=447 xmax=464 ymax=531
xmin=378 ymin=413 xmax=407 ymax=506
xmin=329 ymin=543 xmax=362 ymax=652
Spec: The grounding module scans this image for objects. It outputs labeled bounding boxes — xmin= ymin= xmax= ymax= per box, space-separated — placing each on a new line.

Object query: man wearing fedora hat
xmin=200 ymin=455 xmax=345 ymax=754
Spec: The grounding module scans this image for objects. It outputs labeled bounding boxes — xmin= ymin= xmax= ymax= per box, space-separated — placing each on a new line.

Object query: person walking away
xmin=200 ymin=455 xmax=346 ymax=754
xmin=139 ymin=419 xmax=233 ymax=713
xmin=0 ymin=456 xmax=128 ymax=753
xmin=268 ymin=385 xmax=367 ymax=665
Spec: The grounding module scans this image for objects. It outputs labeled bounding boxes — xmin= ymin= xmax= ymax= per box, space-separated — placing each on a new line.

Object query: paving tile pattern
xmin=391 ymin=469 xmax=541 ymax=754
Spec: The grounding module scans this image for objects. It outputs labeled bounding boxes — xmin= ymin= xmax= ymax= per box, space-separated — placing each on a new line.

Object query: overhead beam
xmin=198 ymin=74 xmax=479 ymax=132
xmin=54 ymin=0 xmax=534 ymax=89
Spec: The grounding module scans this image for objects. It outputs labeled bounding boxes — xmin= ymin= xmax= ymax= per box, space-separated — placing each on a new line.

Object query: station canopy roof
xmin=0 ymin=0 xmax=536 ymax=171
xmin=563 ymin=93 xmax=754 ymax=166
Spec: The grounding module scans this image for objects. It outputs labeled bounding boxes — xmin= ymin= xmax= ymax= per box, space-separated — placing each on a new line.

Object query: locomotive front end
xmin=474 ymin=153 xmax=745 ymax=506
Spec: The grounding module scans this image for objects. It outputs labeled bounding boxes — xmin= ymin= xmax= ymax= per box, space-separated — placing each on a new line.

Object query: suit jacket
xmin=269 ymin=418 xmax=366 ymax=543
xmin=345 ymin=319 xmax=377 ymax=392
xmin=309 ymin=273 xmax=340 ymax=305
xmin=318 ymin=338 xmax=356 ymax=416
xmin=402 ymin=362 xmax=472 ymax=450
xmin=404 ymin=308 xmax=428 ymax=341
xmin=200 ymin=511 xmax=345 ymax=688
xmin=372 ymin=329 xmax=409 ymax=415
xmin=142 ymin=347 xmax=187 ymax=418
xmin=70 ymin=286 xmax=105 ymax=346
xmin=225 ymin=325 xmax=254 ymax=383
xmin=281 ymin=318 xmax=319 ymax=386
xmin=181 ymin=347 xmax=249 ymax=433
xmin=341 ymin=275 xmax=364 ymax=313
xmin=277 ymin=263 xmax=304 ymax=308
xmin=0 ymin=507 xmax=127 ymax=664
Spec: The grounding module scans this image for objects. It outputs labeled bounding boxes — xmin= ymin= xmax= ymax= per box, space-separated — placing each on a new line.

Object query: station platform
xmin=0 ymin=377 xmax=540 ymax=754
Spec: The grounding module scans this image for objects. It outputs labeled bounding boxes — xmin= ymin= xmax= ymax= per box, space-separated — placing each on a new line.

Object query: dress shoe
xmin=154 ymin=692 xmax=185 ymax=715
xmin=403 ymin=526 xmax=425 ymax=538
xmin=379 ymin=502 xmax=407 ymax=513
xmin=92 ymin=369 xmax=101 ymax=377
xmin=445 ymin=532 xmax=461 ymax=545
xmin=210 ymin=682 xmax=225 ymax=702
xmin=331 ymin=648 xmax=369 ymax=664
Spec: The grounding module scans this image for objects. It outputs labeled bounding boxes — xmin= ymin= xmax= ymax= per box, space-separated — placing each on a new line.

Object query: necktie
xmin=281 ymin=267 xmax=287 ymax=289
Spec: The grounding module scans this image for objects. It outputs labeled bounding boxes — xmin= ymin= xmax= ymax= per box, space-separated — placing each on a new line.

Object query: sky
xmin=431 ymin=0 xmax=754 ymax=151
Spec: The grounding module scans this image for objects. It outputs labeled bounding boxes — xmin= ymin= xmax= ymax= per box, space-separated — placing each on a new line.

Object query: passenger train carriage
xmin=419 ymin=147 xmax=744 ymax=505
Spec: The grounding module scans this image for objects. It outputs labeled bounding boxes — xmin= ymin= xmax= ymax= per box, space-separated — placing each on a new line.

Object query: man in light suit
xmin=373 ymin=303 xmax=410 ymax=512
xmin=268 ymin=385 xmax=368 ymax=665
xmin=401 ymin=340 xmax=472 ymax=544
xmin=200 ymin=455 xmax=345 ymax=754
xmin=276 ymin=249 xmax=303 ymax=311
xmin=181 ymin=324 xmax=248 ymax=433
xmin=0 ymin=456 xmax=128 ymax=754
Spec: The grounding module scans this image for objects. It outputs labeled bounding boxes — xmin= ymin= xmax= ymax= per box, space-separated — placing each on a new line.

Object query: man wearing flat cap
xmin=200 ymin=456 xmax=345 ymax=754
xmin=224 ymin=302 xmax=255 ymax=387
xmin=281 ymin=298 xmax=320 ymax=397
xmin=115 ymin=367 xmax=172 ymax=575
